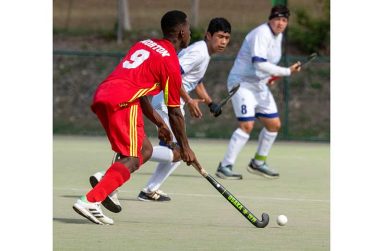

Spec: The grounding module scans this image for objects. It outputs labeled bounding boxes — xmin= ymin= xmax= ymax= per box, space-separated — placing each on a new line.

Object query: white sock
xmin=150 ymin=146 xmax=174 ymax=163
xmin=221 ymin=128 xmax=250 ymax=167
xmin=145 ymin=161 xmax=181 ymax=192
xmin=255 ymin=128 xmax=278 ymax=165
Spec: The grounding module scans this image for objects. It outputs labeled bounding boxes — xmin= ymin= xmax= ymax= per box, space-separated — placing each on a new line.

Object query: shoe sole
xmin=246 ymin=166 xmax=279 ymax=179
xmin=137 ymin=196 xmax=151 ymax=202
xmin=215 ymin=171 xmax=243 ymax=180
xmin=137 ymin=194 xmax=171 ymax=202
xmin=89 ymin=176 xmax=122 ymax=213
xmin=73 ymin=204 xmax=103 ymax=225
xmin=137 ymin=196 xmax=166 ymax=202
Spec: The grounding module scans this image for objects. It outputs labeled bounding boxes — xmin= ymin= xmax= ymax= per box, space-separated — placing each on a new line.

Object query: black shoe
xmin=247 ymin=159 xmax=279 ymax=179
xmin=89 ymin=172 xmax=122 ymax=213
xmin=137 ymin=189 xmax=171 ymax=202
xmin=215 ymin=162 xmax=243 ymax=180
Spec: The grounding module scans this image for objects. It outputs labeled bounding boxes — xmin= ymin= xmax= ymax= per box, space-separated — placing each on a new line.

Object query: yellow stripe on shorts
xmin=129 ymin=104 xmax=138 ymax=157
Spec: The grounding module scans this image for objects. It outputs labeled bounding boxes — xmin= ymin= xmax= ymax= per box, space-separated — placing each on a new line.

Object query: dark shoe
xmin=247 ymin=159 xmax=279 ymax=179
xmin=137 ymin=189 xmax=171 ymax=202
xmin=215 ymin=162 xmax=243 ymax=180
xmin=89 ymin=172 xmax=122 ymax=213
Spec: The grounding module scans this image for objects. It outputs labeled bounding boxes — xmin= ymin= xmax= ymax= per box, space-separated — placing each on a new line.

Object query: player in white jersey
xmin=89 ymin=18 xmax=231 ymax=208
xmin=215 ymin=5 xmax=301 ymax=180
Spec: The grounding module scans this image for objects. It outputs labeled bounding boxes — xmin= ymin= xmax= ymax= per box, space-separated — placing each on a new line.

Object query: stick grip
xmin=191 ymin=161 xmax=208 ymax=177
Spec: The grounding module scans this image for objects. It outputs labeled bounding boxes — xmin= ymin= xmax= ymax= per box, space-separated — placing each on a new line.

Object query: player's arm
xmin=195 ymin=82 xmax=212 ymax=105
xmin=254 ymin=61 xmax=300 ymax=76
xmin=139 ymin=96 xmax=172 ymax=144
xmin=164 ymin=60 xmax=198 ymax=165
xmin=179 ymin=49 xmax=206 ymax=118
xmin=180 ymin=85 xmax=204 ymax=119
xmin=255 ymin=61 xmax=301 ymax=85
xmin=168 ymin=106 xmax=196 ymax=165
xmin=251 ymin=35 xmax=300 ymax=84
xmin=194 ymin=82 xmax=222 ymax=117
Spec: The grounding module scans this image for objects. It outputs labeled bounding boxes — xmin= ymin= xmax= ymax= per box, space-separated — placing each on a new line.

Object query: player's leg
xmin=137 ymin=150 xmax=180 ymax=201
xmin=216 ymin=84 xmax=257 ymax=179
xmin=138 ymin=161 xmax=181 ymax=201
xmin=147 ymin=109 xmax=178 ymax=163
xmin=73 ymin=101 xmax=143 ymax=224
xmin=247 ymin=90 xmax=280 ymax=178
xmin=138 ymin=109 xmax=181 ymax=201
xmin=89 ymin=136 xmax=153 ymax=213
xmin=75 ymin=156 xmax=137 ymax=224
xmin=141 ymin=136 xmax=153 ymax=163
xmin=89 ymin=171 xmax=122 ymax=213
xmin=150 ymin=145 xmax=174 ymax=162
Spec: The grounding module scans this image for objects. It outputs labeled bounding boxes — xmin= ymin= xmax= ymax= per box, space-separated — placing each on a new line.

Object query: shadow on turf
xmin=53 ymin=217 xmax=94 ymax=225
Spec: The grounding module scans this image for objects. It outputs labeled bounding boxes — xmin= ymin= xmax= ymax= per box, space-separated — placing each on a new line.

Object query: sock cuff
xmin=263 ymin=128 xmax=278 ymax=136
xmin=151 ymin=145 xmax=174 ymax=163
xmin=110 ymin=162 xmax=131 ymax=181
xmin=81 ymin=195 xmax=89 ymax=203
xmin=235 ymin=128 xmax=250 ymax=139
xmin=255 ymin=153 xmax=267 ymax=161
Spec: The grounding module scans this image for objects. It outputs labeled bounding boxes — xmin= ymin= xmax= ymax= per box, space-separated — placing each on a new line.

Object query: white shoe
xmin=89 ymin=172 xmax=122 ymax=213
xmin=73 ymin=196 xmax=114 ymax=225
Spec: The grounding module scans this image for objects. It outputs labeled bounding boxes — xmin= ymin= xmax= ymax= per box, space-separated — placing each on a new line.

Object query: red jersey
xmin=93 ymin=39 xmax=182 ymax=110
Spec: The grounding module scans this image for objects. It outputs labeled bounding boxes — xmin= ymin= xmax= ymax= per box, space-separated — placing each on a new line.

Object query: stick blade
xmin=254 ymin=213 xmax=269 ymax=228
xmin=308 ymin=52 xmax=318 ymax=61
xmin=300 ymin=52 xmax=318 ymax=68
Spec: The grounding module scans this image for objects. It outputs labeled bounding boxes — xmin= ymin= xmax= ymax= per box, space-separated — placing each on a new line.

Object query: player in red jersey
xmin=73 ymin=10 xmax=199 ymax=225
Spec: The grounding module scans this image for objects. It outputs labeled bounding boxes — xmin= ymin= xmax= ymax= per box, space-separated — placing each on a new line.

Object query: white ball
xmin=277 ymin=215 xmax=288 ymax=226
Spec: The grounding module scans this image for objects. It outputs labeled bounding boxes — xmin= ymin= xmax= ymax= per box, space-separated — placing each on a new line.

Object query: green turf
xmin=53 ymin=135 xmax=329 ymax=251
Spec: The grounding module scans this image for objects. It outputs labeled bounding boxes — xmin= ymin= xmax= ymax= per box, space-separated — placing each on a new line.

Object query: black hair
xmin=268 ymin=5 xmax=290 ymax=20
xmin=207 ymin=17 xmax=231 ymax=35
xmin=161 ymin=10 xmax=187 ymax=35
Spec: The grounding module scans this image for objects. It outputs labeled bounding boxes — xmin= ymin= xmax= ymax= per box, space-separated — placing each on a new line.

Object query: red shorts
xmin=91 ymin=98 xmax=145 ymax=164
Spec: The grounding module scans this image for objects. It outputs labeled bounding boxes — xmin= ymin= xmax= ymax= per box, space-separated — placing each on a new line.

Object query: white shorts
xmin=231 ymin=82 xmax=279 ymax=121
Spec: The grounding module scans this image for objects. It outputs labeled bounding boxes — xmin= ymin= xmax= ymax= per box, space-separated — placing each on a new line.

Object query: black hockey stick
xmin=191 ymin=162 xmax=269 ymax=228
xmin=297 ymin=52 xmax=318 ymax=68
xmin=217 ymin=84 xmax=240 ymax=110
xmin=268 ymin=52 xmax=318 ymax=83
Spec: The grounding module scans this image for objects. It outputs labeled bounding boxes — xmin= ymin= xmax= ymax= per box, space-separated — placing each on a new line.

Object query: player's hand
xmin=157 ymin=124 xmax=172 ymax=144
xmin=180 ymin=146 xmax=197 ymax=166
xmin=186 ymin=98 xmax=205 ymax=118
xmin=208 ymin=102 xmax=222 ymax=117
xmin=290 ymin=61 xmax=301 ymax=73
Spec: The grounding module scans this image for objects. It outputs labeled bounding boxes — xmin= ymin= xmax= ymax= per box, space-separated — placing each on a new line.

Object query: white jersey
xmin=228 ymin=23 xmax=283 ymax=90
xmin=151 ymin=40 xmax=210 ymax=113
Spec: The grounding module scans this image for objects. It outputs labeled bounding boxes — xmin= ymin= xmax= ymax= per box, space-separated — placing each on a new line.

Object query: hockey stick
xmin=191 ymin=161 xmax=269 ymax=228
xmin=217 ymin=84 xmax=240 ymax=109
xmin=268 ymin=52 xmax=318 ymax=84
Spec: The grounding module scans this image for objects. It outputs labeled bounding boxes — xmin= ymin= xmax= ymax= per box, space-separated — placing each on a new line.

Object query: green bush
xmin=190 ymin=27 xmax=205 ymax=43
xmin=289 ymin=0 xmax=330 ymax=53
